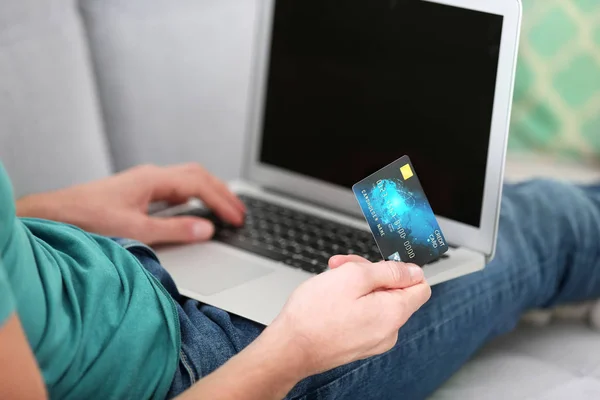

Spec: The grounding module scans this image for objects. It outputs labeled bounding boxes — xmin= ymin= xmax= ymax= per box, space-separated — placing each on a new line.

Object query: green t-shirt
xmin=0 ymin=162 xmax=180 ymax=399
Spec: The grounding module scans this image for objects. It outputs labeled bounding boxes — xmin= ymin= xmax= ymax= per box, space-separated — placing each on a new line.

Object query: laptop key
xmin=216 ymin=236 xmax=286 ymax=262
xmin=284 ymin=257 xmax=327 ymax=274
xmin=305 ymin=264 xmax=327 ymax=274
xmin=287 ymin=259 xmax=306 ymax=270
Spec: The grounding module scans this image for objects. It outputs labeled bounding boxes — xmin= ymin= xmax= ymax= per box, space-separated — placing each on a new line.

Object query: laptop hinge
xmin=261 ymin=185 xmax=362 ymax=220
xmin=262 ymin=185 xmax=459 ymax=249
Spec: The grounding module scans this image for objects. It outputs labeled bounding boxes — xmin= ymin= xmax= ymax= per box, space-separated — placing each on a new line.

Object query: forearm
xmin=16 ymin=192 xmax=58 ymax=220
xmin=177 ymin=324 xmax=309 ymax=400
xmin=16 ymin=190 xmax=89 ymax=227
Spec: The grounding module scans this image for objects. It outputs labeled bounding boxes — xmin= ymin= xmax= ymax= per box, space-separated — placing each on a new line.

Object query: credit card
xmin=352 ymin=155 xmax=448 ymax=266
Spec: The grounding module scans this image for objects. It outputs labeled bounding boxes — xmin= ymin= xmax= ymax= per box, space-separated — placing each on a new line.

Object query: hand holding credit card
xmin=352 ymin=155 xmax=448 ymax=266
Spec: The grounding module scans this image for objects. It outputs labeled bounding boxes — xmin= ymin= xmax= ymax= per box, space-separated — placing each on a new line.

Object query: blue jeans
xmin=123 ymin=179 xmax=600 ymax=400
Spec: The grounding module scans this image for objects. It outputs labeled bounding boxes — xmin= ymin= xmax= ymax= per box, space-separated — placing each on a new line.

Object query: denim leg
xmin=134 ymin=179 xmax=600 ymax=400
xmin=285 ymin=179 xmax=600 ymax=399
xmin=121 ymin=244 xmax=265 ymax=399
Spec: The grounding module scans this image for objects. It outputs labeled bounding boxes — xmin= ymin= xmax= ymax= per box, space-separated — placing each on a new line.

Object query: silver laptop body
xmin=157 ymin=0 xmax=522 ymax=325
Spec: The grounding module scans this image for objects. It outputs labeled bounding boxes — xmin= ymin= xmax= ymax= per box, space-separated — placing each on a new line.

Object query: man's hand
xmin=16 ymin=163 xmax=245 ymax=245
xmin=267 ymin=254 xmax=431 ymax=377
xmin=179 ymin=254 xmax=431 ymax=400
xmin=181 ymin=256 xmax=431 ymax=400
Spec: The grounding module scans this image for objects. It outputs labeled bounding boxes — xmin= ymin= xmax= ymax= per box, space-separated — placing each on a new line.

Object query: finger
xmin=328 ymin=254 xmax=371 ymax=269
xmin=382 ymin=282 xmax=431 ymax=318
xmin=140 ymin=216 xmax=215 ymax=245
xmin=179 ymin=165 xmax=245 ymax=225
xmin=391 ymin=283 xmax=432 ymax=314
xmin=358 ymin=261 xmax=424 ymax=293
xmin=150 ymin=164 xmax=244 ymax=226
xmin=206 ymin=173 xmax=246 ymax=214
xmin=364 ymin=282 xmax=432 ymax=325
xmin=406 ymin=282 xmax=433 ymax=311
xmin=174 ymin=164 xmax=245 ymax=224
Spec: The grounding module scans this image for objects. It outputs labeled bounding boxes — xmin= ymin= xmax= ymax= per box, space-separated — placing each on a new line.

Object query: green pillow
xmin=508 ymin=0 xmax=600 ymax=161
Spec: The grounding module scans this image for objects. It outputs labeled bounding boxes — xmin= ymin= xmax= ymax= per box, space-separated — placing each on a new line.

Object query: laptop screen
xmin=259 ymin=0 xmax=504 ymax=228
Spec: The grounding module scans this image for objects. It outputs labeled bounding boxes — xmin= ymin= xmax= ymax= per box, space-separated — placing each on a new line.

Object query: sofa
xmin=2 ymin=1 xmax=600 ymax=398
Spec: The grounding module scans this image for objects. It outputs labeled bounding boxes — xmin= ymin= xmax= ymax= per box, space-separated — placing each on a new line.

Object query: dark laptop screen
xmin=259 ymin=0 xmax=504 ymax=228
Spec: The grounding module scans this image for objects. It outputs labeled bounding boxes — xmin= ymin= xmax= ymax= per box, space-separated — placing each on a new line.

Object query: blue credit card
xmin=352 ymin=155 xmax=448 ymax=266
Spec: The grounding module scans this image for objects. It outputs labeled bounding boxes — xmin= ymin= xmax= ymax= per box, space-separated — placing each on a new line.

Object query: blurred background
xmin=0 ymin=0 xmax=598 ymax=198
xmin=509 ymin=0 xmax=600 ymax=162
xmin=1 ymin=0 xmax=600 ymax=398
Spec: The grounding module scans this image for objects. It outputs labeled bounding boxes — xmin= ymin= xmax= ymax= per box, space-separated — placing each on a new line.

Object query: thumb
xmin=359 ymin=261 xmax=424 ymax=293
xmin=328 ymin=254 xmax=371 ymax=269
xmin=143 ymin=216 xmax=215 ymax=245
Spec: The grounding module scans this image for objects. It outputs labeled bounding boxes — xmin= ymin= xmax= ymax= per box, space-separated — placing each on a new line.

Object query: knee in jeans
xmin=520 ymin=179 xmax=584 ymax=217
xmin=526 ymin=179 xmax=573 ymax=197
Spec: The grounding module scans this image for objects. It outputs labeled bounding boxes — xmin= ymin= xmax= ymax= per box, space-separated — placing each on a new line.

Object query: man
xmin=1 ymin=161 xmax=600 ymax=399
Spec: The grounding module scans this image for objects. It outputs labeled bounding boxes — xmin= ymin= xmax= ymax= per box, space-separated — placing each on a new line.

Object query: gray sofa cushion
xmin=0 ymin=0 xmax=111 ymax=197
xmin=432 ymin=321 xmax=600 ymax=400
xmin=79 ymin=0 xmax=255 ymax=180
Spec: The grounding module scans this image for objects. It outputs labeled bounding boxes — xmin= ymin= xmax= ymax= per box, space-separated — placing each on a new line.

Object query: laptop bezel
xmin=242 ymin=0 xmax=522 ymax=259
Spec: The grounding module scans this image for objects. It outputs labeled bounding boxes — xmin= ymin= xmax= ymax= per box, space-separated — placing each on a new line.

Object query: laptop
xmin=156 ymin=0 xmax=522 ymax=325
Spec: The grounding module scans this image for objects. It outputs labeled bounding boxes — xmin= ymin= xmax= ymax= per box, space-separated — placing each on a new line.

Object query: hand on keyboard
xmin=175 ymin=194 xmax=449 ymax=274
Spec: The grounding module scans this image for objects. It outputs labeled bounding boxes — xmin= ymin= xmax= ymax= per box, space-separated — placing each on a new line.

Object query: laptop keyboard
xmin=175 ymin=194 xmax=449 ymax=275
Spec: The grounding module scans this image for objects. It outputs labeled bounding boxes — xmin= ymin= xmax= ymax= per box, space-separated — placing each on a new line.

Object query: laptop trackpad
xmin=157 ymin=244 xmax=274 ymax=296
